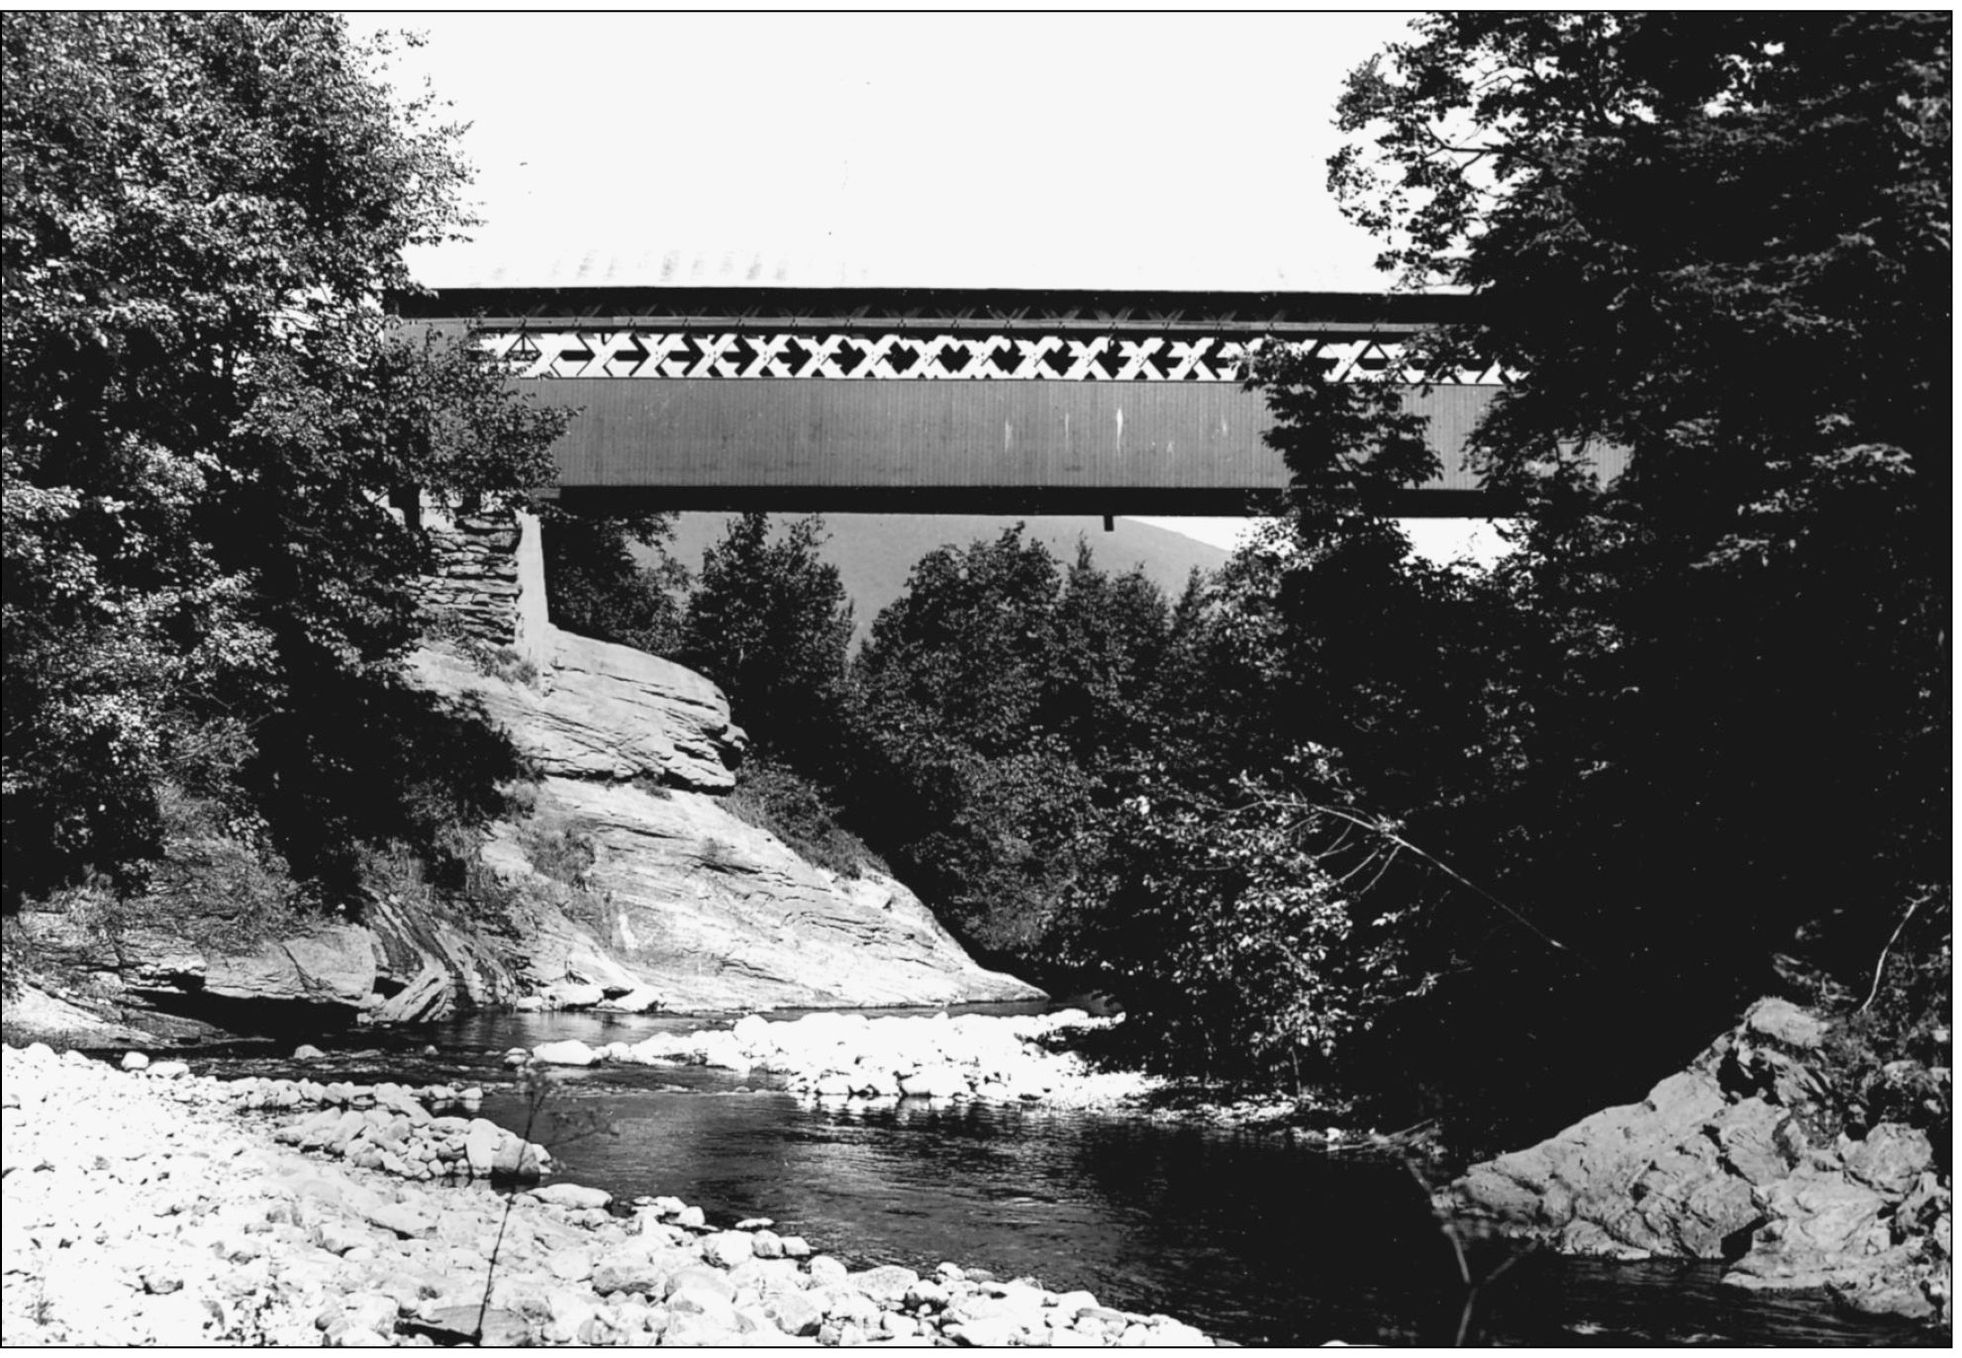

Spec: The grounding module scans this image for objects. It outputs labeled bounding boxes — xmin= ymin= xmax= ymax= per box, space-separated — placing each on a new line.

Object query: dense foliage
xmin=2 ymin=13 xmax=566 ymax=907
xmin=540 ymin=14 xmax=1948 ymax=1140
xmin=539 ymin=505 xmax=690 ymax=658
xmin=1306 ymin=11 xmax=1951 ymax=1129
xmin=846 ymin=531 xmax=1150 ymax=959
xmin=20 ymin=11 xmax=1934 ymax=1151
xmin=678 ymin=513 xmax=855 ymax=775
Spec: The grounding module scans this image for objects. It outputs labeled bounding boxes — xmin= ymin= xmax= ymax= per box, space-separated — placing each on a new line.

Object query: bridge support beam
xmin=513 ymin=509 xmax=551 ymax=674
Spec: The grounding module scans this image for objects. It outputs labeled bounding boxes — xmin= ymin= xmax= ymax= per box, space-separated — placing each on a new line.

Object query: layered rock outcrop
xmin=1444 ymin=998 xmax=1951 ymax=1327
xmin=3 ymin=514 xmax=1037 ymax=1039
xmin=394 ymin=510 xmax=1036 ymax=1011
xmin=407 ymin=631 xmax=744 ymax=794
xmin=410 ymin=611 xmax=1038 ymax=1012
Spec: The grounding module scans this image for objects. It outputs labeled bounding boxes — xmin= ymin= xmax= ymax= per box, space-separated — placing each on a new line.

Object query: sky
xmin=351 ymin=12 xmax=1503 ymax=563
xmin=356 ymin=12 xmax=1416 ymax=293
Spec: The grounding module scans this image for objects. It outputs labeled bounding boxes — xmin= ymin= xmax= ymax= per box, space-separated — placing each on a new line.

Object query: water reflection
xmin=216 ymin=1010 xmax=1935 ymax=1347
xmin=477 ymin=1080 xmax=1934 ymax=1347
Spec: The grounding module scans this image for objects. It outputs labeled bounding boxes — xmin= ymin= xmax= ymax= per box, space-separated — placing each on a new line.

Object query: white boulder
xmin=532 ymin=1039 xmax=599 ymax=1067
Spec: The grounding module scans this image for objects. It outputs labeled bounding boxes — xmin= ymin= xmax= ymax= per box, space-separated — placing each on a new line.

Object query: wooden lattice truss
xmin=475 ymin=327 xmax=1503 ymax=384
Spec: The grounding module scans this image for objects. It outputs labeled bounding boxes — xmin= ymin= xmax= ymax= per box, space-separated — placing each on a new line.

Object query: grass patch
xmin=515 ymin=817 xmax=597 ymax=889
xmin=721 ymin=757 xmax=886 ymax=879
xmin=453 ymin=640 xmax=539 ymax=687
xmin=26 ymin=786 xmax=318 ymax=959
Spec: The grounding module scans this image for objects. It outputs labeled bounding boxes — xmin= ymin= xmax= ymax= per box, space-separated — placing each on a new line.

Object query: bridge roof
xmin=387 ymin=282 xmax=1591 ymax=518
xmin=391 ymin=284 xmax=1475 ymax=334
xmin=401 ymin=241 xmax=1431 ymax=297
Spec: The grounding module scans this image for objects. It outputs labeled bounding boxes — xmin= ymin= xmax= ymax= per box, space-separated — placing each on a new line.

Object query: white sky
xmin=351 ymin=12 xmax=1500 ymax=563
xmin=355 ymin=12 xmax=1417 ymax=292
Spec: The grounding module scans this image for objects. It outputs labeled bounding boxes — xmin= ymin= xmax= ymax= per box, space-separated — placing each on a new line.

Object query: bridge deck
xmin=393 ymin=287 xmax=1622 ymax=516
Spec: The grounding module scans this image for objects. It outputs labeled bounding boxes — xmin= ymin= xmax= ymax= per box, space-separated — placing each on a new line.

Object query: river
xmin=200 ymin=1006 xmax=1936 ymax=1347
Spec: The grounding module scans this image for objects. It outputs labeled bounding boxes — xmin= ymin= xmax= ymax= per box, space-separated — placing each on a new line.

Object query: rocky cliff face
xmin=1444 ymin=998 xmax=1951 ymax=1328
xmin=411 ymin=630 xmax=744 ymax=794
xmin=2 ymin=516 xmax=1039 ymax=1042
xmin=405 ymin=622 xmax=1041 ymax=1012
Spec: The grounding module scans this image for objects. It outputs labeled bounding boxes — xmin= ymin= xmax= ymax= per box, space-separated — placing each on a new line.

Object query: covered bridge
xmin=393 ymin=285 xmax=1624 ymax=517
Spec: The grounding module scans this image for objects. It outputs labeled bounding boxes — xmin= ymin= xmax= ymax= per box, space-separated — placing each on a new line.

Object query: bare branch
xmin=1309 ymin=804 xmax=1579 ymax=961
xmin=1860 ymin=891 xmax=1934 ymax=1013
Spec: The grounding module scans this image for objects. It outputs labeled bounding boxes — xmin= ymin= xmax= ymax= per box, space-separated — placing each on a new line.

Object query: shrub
xmin=1067 ymin=762 xmax=1425 ymax=1093
xmin=516 ymin=818 xmax=597 ymax=889
xmin=722 ymin=757 xmax=884 ymax=880
xmin=138 ymin=785 xmax=310 ymax=952
xmin=464 ymin=642 xmax=540 ymax=689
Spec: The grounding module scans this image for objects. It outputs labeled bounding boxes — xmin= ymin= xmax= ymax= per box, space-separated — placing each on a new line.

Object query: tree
xmin=1066 ymin=751 xmax=1426 ymax=1094
xmin=539 ymin=505 xmax=690 ymax=658
xmin=1041 ymin=545 xmax=1175 ymax=766
xmin=678 ymin=513 xmax=854 ymax=774
xmin=3 ymin=13 xmax=564 ymax=902
xmin=855 ymin=527 xmax=1062 ymax=758
xmin=1307 ymin=11 xmax=1950 ymax=1128
xmin=848 ymin=528 xmax=1181 ymax=968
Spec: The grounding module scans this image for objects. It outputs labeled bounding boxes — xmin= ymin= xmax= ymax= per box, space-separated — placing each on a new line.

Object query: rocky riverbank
xmin=516 ymin=1008 xmax=1162 ymax=1111
xmin=1443 ymin=997 xmax=1951 ymax=1331
xmin=0 ymin=1041 xmax=1215 ymax=1347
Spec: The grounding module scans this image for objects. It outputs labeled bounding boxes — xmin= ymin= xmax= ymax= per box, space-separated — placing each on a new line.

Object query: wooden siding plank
xmin=507 ymin=379 xmax=1515 ymax=495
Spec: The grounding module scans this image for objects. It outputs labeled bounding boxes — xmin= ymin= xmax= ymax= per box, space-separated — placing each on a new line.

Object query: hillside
xmin=642 ymin=514 xmax=1232 ymax=643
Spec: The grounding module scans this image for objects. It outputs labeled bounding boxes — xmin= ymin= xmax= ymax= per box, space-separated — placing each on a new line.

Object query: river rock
xmin=591 ymin=1244 xmax=680 ymax=1297
xmin=317 ymin=1219 xmax=375 ymax=1256
xmin=702 ymin=1230 xmax=755 ymax=1268
xmin=663 ymin=1308 xmax=740 ymax=1345
xmin=357 ymin=1195 xmax=434 ymax=1239
xmin=1745 ymin=998 xmax=1829 ymax=1050
xmin=906 ymin=1279 xmax=950 ymax=1309
xmin=771 ymin=1291 xmax=825 ymax=1337
xmin=365 ymin=964 xmax=453 ymax=1026
xmin=1829 ymin=1268 xmax=1941 ymax=1322
xmin=1620 ymin=1138 xmax=1764 ymax=1257
xmin=543 ymin=981 xmax=606 ymax=1010
xmin=899 ymin=1065 xmax=968 ymax=1099
xmin=532 ymin=1039 xmax=598 ymax=1067
xmin=1450 ymin=993 xmax=1952 ymax=1333
xmin=853 ymin=1265 xmax=920 ymax=1303
xmin=1729 ymin=1166 xmax=1893 ymax=1286
xmin=1449 ymin=1067 xmax=1728 ymax=1234
xmin=665 ymin=1265 xmax=737 ymax=1303
xmin=596 ymin=986 xmax=664 ymax=1013
xmin=464 ymin=1118 xmax=502 ymax=1174
xmin=532 ymin=1182 xmax=612 ymax=1210
xmin=950 ymin=1315 xmax=1028 ymax=1347
xmin=1842 ymin=1123 xmax=1933 ymax=1197
xmin=807 ymin=1256 xmax=849 ymax=1288
xmin=321 ymin=1290 xmax=401 ymax=1338
xmin=542 ymin=1288 xmax=599 ymax=1344
xmin=820 ymin=1285 xmax=882 ymax=1328
xmin=1709 ymin=1097 xmax=1798 ymax=1187
xmin=420 ymin=1305 xmax=529 ymax=1346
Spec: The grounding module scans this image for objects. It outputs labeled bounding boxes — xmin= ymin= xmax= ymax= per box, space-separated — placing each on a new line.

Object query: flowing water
xmin=197 ymin=1007 xmax=1937 ymax=1347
